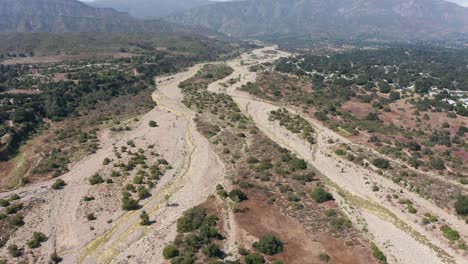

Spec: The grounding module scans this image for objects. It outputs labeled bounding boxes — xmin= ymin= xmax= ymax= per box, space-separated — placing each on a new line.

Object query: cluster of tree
xmin=278 ymin=45 xmax=468 ymax=92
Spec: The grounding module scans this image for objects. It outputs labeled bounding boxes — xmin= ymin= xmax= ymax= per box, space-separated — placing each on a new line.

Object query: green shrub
xmin=177 ymin=207 xmax=206 ymax=233
xmin=50 ymin=251 xmax=62 ymax=263
xmin=244 ymin=253 xmax=265 ymax=264
xmin=6 ymin=203 xmax=23 ymax=214
xmin=311 ymin=187 xmax=333 ymax=203
xmin=121 ymin=191 xmax=139 ymax=211
xmin=252 ymin=235 xmax=283 ymax=255
xmin=441 ymin=225 xmax=460 ymax=241
xmin=86 ymin=213 xmax=96 ymax=221
xmin=330 ymin=218 xmax=352 ymax=230
xmin=371 ymin=243 xmax=387 ymax=263
xmin=454 ymin=195 xmax=468 ymax=216
xmin=89 ymin=173 xmax=104 ymax=185
xmin=149 ymin=120 xmax=158 ymax=127
xmin=163 ymin=245 xmax=179 ymax=260
xmin=0 ymin=199 xmax=10 ymax=207
xmin=7 ymin=244 xmax=22 ymax=257
xmin=27 ymin=232 xmax=47 ymax=249
xmin=319 ymin=252 xmax=331 ymax=262
xmin=372 ymin=158 xmax=390 ymax=169
xmin=140 ymin=211 xmax=150 ymax=226
xmin=52 ymin=179 xmax=66 ymax=190
xmin=9 ymin=214 xmax=24 ymax=227
xmin=229 ymin=189 xmax=247 ymax=202
xmin=202 ymin=243 xmax=224 ymax=258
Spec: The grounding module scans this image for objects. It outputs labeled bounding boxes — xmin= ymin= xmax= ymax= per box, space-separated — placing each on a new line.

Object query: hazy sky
xmin=79 ymin=0 xmax=468 ymax=7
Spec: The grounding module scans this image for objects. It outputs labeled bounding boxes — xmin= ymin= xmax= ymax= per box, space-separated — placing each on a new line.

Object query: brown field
xmin=235 ymin=192 xmax=376 ymax=264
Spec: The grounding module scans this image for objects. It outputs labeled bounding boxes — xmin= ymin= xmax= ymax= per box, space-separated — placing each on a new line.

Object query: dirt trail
xmin=210 ymin=47 xmax=467 ymax=264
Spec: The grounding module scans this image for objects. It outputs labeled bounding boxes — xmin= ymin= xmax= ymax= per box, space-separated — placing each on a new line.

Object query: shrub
xmin=216 ymin=185 xmax=228 ymax=198
xmin=454 ymin=195 xmax=468 ymax=216
xmin=371 ymin=243 xmax=387 ymax=263
xmin=27 ymin=232 xmax=47 ymax=249
xmin=52 ymin=179 xmax=66 ymax=190
xmin=244 ymin=253 xmax=265 ymax=264
xmin=319 ymin=252 xmax=331 ymax=262
xmin=229 ymin=189 xmax=247 ymax=202
xmin=372 ymin=158 xmax=390 ymax=169
xmin=149 ymin=120 xmax=158 ymax=127
xmin=6 ymin=203 xmax=23 ymax=214
xmin=137 ymin=186 xmax=151 ymax=200
xmin=290 ymin=158 xmax=307 ymax=170
xmin=330 ymin=218 xmax=352 ymax=230
xmin=311 ymin=187 xmax=333 ymax=203
xmin=89 ymin=173 xmax=104 ymax=185
xmin=140 ymin=211 xmax=150 ymax=226
xmin=121 ymin=191 xmax=139 ymax=211
xmin=103 ymin=158 xmax=111 ymax=165
xmin=441 ymin=225 xmax=460 ymax=241
xmin=252 ymin=235 xmax=283 ymax=255
xmin=7 ymin=244 xmax=22 ymax=257
xmin=50 ymin=251 xmax=62 ymax=263
xmin=83 ymin=196 xmax=95 ymax=202
xmin=163 ymin=245 xmax=179 ymax=260
xmin=429 ymin=158 xmax=445 ymax=170
xmin=0 ymin=199 xmax=10 ymax=207
xmin=9 ymin=214 xmax=24 ymax=227
xmin=177 ymin=207 xmax=206 ymax=233
xmin=86 ymin=213 xmax=96 ymax=221
xmin=202 ymin=243 xmax=224 ymax=258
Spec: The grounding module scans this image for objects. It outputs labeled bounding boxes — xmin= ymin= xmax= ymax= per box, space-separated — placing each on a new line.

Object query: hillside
xmin=170 ymin=0 xmax=468 ymax=40
xmin=0 ymin=0 xmax=182 ymax=33
xmin=90 ymin=0 xmax=212 ymax=19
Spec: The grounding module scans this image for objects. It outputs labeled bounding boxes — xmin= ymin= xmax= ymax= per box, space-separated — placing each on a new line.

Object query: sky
xmin=79 ymin=0 xmax=468 ymax=7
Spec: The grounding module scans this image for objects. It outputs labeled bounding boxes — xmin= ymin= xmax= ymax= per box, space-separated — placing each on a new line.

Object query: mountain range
xmin=89 ymin=0 xmax=212 ymax=19
xmin=0 ymin=0 xmax=183 ymax=33
xmin=1 ymin=0 xmax=468 ymax=41
xmin=169 ymin=0 xmax=468 ymax=40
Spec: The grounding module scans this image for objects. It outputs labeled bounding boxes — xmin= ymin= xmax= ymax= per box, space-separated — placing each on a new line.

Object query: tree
xmin=140 ymin=211 xmax=150 ymax=226
xmin=252 ymin=235 xmax=283 ymax=255
xmin=163 ymin=245 xmax=179 ymax=260
xmin=311 ymin=187 xmax=333 ymax=203
xmin=378 ymin=81 xmax=391 ymax=94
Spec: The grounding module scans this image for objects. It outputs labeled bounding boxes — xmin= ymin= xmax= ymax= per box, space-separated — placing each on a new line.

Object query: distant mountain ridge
xmin=169 ymin=0 xmax=468 ymax=40
xmin=90 ymin=0 xmax=212 ymax=19
xmin=0 ymin=0 xmax=184 ymax=33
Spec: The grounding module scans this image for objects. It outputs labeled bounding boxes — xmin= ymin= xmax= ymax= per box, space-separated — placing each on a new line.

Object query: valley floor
xmin=0 ymin=47 xmax=466 ymax=264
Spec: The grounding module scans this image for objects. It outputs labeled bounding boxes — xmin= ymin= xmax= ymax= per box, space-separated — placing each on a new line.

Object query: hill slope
xmin=0 ymin=0 xmax=182 ymax=33
xmin=170 ymin=0 xmax=468 ymax=40
xmin=90 ymin=0 xmax=212 ymax=19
